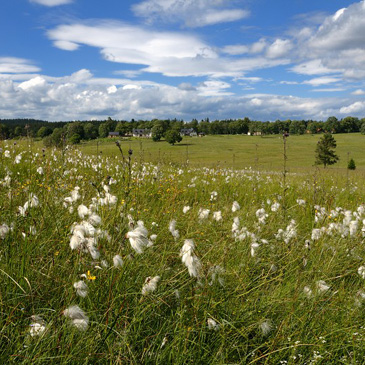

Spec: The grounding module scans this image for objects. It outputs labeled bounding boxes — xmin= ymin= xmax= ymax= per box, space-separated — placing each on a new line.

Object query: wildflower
xmin=213 ymin=211 xmax=222 ymax=222
xmin=126 ymin=223 xmax=153 ymax=254
xmin=141 ymin=276 xmax=160 ymax=295
xmin=207 ymin=318 xmax=220 ymax=331
xmin=29 ymin=194 xmax=39 ymax=208
xmin=180 ymin=239 xmax=202 ymax=278
xmin=210 ymin=191 xmax=218 ymax=201
xmin=198 ymin=208 xmax=210 ymax=220
xmin=15 ymin=154 xmax=22 ymax=164
xmin=29 ymin=315 xmax=46 ymax=337
xmin=183 ymin=206 xmax=191 ymax=214
xmin=63 ymin=305 xmax=89 ymax=331
xmin=358 ymin=266 xmax=365 ymax=279
xmin=71 ymin=187 xmax=81 ymax=202
xmin=113 ymin=255 xmax=124 ymax=268
xmin=73 ymin=280 xmax=88 ymax=297
xmin=232 ymin=201 xmax=240 ymax=212
xmin=169 ymin=220 xmax=180 ymax=239
xmin=0 ymin=223 xmax=10 ymax=239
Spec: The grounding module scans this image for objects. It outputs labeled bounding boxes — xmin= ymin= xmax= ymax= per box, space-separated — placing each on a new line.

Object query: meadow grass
xmin=78 ymin=133 xmax=365 ymax=172
xmin=0 ymin=138 xmax=365 ymax=364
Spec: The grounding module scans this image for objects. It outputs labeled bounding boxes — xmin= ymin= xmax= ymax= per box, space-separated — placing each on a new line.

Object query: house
xmin=180 ymin=128 xmax=197 ymax=137
xmin=132 ymin=129 xmax=152 ymax=138
xmin=108 ymin=131 xmax=120 ymax=138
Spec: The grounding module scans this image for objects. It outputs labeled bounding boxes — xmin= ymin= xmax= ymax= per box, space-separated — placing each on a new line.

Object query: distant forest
xmin=0 ymin=116 xmax=364 ymax=146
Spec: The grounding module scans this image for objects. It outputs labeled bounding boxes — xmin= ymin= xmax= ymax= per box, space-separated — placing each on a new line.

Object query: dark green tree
xmin=165 ymin=129 xmax=182 ymax=145
xmin=37 ymin=126 xmax=53 ymax=138
xmin=361 ymin=122 xmax=365 ymax=135
xmin=348 ymin=158 xmax=356 ymax=170
xmin=315 ymin=133 xmax=339 ymax=168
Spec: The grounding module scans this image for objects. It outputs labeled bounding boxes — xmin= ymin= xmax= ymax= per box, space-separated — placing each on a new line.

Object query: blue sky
xmin=1 ymin=0 xmax=365 ymax=121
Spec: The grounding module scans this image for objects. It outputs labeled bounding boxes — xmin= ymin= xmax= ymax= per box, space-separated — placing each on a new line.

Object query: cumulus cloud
xmin=30 ymin=0 xmax=73 ymax=6
xmin=0 ymin=68 xmax=358 ymax=122
xmin=132 ymin=0 xmax=249 ymax=27
xmin=352 ymin=89 xmax=365 ymax=95
xmin=266 ymin=39 xmax=293 ymax=59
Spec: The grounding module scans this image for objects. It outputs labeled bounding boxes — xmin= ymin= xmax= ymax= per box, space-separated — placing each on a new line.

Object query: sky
xmin=1 ymin=0 xmax=365 ymax=122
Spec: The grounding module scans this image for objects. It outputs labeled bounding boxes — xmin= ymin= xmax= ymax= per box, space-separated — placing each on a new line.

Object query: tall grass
xmin=0 ymin=139 xmax=364 ymax=364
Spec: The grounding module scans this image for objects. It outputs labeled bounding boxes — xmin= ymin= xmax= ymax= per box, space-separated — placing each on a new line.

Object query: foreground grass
xmin=78 ymin=133 xmax=365 ymax=171
xmin=0 ymin=140 xmax=365 ymax=363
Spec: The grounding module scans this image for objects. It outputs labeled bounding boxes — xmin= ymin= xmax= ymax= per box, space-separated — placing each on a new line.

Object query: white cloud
xmin=222 ymin=39 xmax=267 ymax=56
xmin=0 ymin=57 xmax=40 ymax=73
xmin=30 ymin=0 xmax=73 ymax=6
xmin=0 ymin=68 xmax=357 ymax=122
xmin=132 ymin=0 xmax=249 ymax=27
xmin=352 ymin=89 xmax=365 ymax=95
xmin=311 ymin=88 xmax=345 ymax=92
xmin=290 ymin=59 xmax=338 ymax=76
xmin=47 ymin=21 xmax=289 ymax=78
xmin=266 ymin=39 xmax=293 ymax=59
xmin=303 ymin=76 xmax=340 ymax=86
xmin=340 ymin=101 xmax=365 ymax=114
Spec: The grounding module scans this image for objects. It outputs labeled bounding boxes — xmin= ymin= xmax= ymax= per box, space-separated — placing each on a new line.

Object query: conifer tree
xmin=314 ymin=133 xmax=339 ymax=168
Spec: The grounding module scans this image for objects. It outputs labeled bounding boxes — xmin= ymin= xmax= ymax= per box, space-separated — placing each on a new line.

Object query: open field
xmin=0 ymin=138 xmax=365 ymax=363
xmin=79 ymin=133 xmax=365 ymax=171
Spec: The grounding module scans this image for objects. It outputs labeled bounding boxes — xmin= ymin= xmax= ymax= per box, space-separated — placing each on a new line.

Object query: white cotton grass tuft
xmin=198 ymin=208 xmax=210 ymax=220
xmin=169 ymin=220 xmax=180 ymax=239
xmin=180 ymin=239 xmax=202 ymax=278
xmin=183 ymin=206 xmax=191 ymax=214
xmin=29 ymin=315 xmax=47 ymax=337
xmin=77 ymin=204 xmax=90 ymax=219
xmin=63 ymin=305 xmax=89 ymax=331
xmin=358 ymin=266 xmax=365 ymax=279
xmin=113 ymin=255 xmax=124 ymax=268
xmin=259 ymin=319 xmax=272 ymax=336
xmin=0 ymin=223 xmax=10 ymax=239
xmin=141 ymin=276 xmax=160 ymax=295
xmin=256 ymin=208 xmax=268 ymax=225
xmin=232 ymin=201 xmax=240 ymax=212
xmin=36 ymin=166 xmax=44 ymax=175
xmin=271 ymin=202 xmax=280 ymax=212
xmin=316 ymin=280 xmax=330 ymax=293
xmin=213 ymin=211 xmax=222 ymax=222
xmin=208 ymin=265 xmax=225 ymax=286
xmin=207 ymin=318 xmax=220 ymax=331
xmin=73 ymin=280 xmax=88 ymax=297
xmin=126 ymin=222 xmax=153 ymax=254
xmin=210 ymin=191 xmax=218 ymax=201
xmin=303 ymin=286 xmax=313 ymax=298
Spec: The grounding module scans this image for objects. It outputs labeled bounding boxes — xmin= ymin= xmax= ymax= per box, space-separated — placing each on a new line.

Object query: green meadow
xmin=0 ymin=134 xmax=365 ymax=363
xmin=79 ymin=133 xmax=365 ymax=171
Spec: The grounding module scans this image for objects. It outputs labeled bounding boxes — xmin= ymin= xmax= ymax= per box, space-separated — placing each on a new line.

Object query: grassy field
xmin=0 ymin=137 xmax=365 ymax=363
xmin=79 ymin=133 xmax=365 ymax=171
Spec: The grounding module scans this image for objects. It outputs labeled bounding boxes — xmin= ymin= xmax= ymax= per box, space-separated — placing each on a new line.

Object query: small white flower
xmin=296 ymin=199 xmax=306 ymax=206
xmin=113 ymin=255 xmax=124 ymax=268
xmin=169 ymin=219 xmax=180 ymax=239
xmin=210 ymin=191 xmax=218 ymax=201
xmin=271 ymin=202 xmax=280 ymax=212
xmin=141 ymin=276 xmax=160 ymax=295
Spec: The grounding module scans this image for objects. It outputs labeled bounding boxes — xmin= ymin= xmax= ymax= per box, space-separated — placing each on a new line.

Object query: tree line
xmin=0 ymin=116 xmax=364 ymax=146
